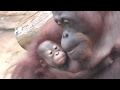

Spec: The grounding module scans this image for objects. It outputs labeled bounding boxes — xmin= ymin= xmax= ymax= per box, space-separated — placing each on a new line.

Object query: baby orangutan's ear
xmin=34 ymin=60 xmax=48 ymax=74
xmin=39 ymin=60 xmax=48 ymax=67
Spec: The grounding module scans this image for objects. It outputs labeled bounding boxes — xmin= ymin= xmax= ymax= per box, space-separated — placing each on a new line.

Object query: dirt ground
xmin=0 ymin=30 xmax=27 ymax=79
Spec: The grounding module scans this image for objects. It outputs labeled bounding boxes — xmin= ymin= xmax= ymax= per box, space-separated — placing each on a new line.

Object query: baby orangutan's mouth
xmin=57 ymin=55 xmax=66 ymax=63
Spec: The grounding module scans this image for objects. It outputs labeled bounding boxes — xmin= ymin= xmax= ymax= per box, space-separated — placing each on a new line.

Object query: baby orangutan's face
xmin=37 ymin=40 xmax=67 ymax=67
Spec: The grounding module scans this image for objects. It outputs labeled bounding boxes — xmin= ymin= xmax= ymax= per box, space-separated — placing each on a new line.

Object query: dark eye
xmin=56 ymin=21 xmax=61 ymax=25
xmin=53 ymin=45 xmax=59 ymax=50
xmin=50 ymin=51 xmax=52 ymax=54
xmin=63 ymin=19 xmax=69 ymax=23
xmin=45 ymin=50 xmax=53 ymax=58
xmin=54 ymin=18 xmax=62 ymax=25
xmin=55 ymin=47 xmax=57 ymax=50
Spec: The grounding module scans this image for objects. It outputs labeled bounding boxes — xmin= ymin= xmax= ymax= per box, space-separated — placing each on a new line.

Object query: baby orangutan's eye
xmin=46 ymin=50 xmax=53 ymax=58
xmin=53 ymin=45 xmax=59 ymax=50
xmin=49 ymin=51 xmax=52 ymax=54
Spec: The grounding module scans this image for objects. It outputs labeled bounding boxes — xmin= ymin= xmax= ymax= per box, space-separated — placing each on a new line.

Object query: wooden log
xmin=14 ymin=11 xmax=52 ymax=49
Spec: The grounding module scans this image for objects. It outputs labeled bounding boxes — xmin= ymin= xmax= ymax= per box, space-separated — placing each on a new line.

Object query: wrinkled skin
xmin=52 ymin=11 xmax=120 ymax=78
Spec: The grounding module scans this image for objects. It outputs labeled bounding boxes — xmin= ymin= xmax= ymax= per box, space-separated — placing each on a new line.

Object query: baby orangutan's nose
xmin=55 ymin=51 xmax=59 ymax=56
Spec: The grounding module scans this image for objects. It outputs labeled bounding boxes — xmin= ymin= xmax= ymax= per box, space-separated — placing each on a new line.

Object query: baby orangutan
xmin=37 ymin=40 xmax=113 ymax=79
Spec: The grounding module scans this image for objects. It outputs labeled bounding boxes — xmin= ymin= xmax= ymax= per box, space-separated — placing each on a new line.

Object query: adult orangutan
xmin=52 ymin=11 xmax=120 ymax=79
xmin=11 ymin=11 xmax=120 ymax=79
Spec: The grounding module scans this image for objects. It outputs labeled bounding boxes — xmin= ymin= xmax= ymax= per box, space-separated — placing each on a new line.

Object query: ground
xmin=0 ymin=30 xmax=27 ymax=79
